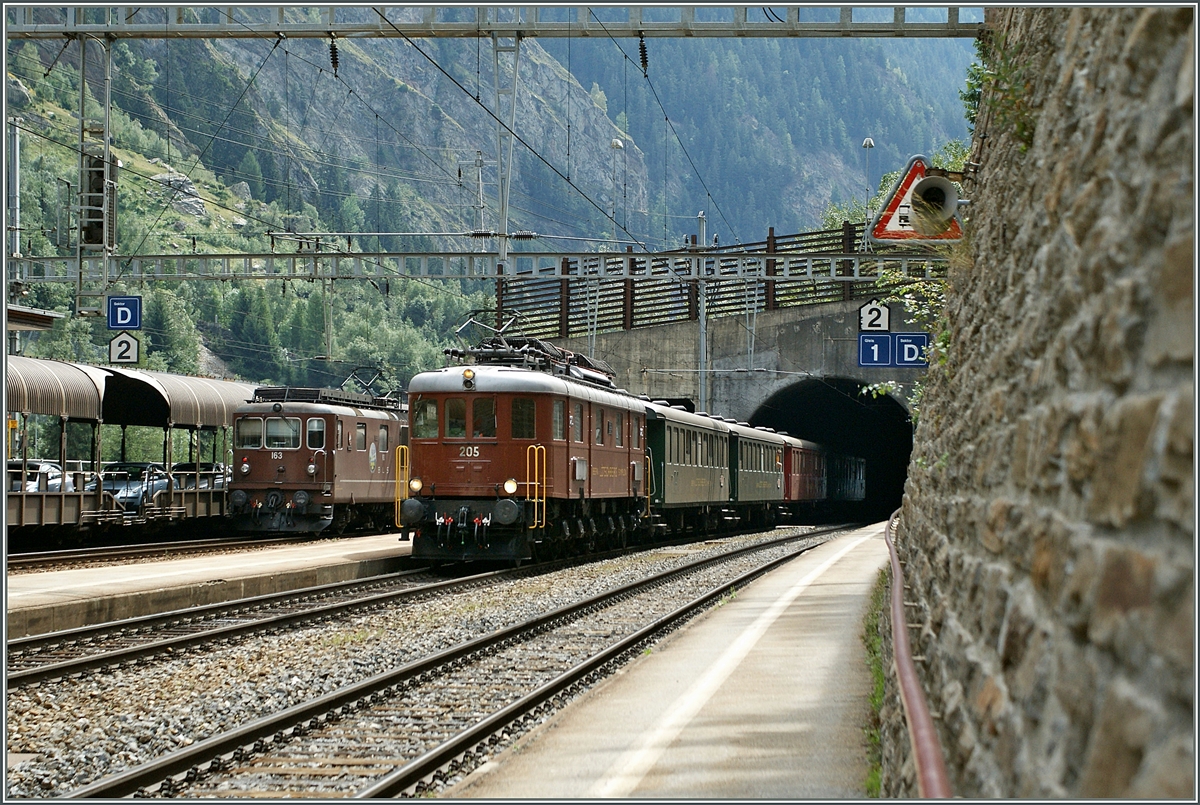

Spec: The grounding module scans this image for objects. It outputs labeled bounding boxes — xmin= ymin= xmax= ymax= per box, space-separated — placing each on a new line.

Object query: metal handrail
xmin=885 ymin=509 xmax=952 ymax=798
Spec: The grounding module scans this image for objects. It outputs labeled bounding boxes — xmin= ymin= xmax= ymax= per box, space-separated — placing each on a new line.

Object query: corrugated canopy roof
xmin=103 ymin=367 xmax=256 ymax=428
xmin=5 ymin=355 xmax=106 ymax=420
xmin=5 ymin=357 xmax=256 ymax=428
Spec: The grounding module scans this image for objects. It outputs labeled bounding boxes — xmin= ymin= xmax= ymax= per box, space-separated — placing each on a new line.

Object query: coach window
xmin=266 ymin=417 xmax=302 ymax=449
xmin=412 ymin=399 xmax=438 ymax=439
xmin=552 ymin=400 xmax=566 ymax=440
xmin=573 ymin=402 xmax=584 ymax=442
xmin=473 ymin=398 xmax=496 ymax=438
xmin=512 ymin=398 xmax=536 ymax=439
xmin=446 ymin=398 xmax=466 ymax=438
xmin=685 ymin=430 xmax=693 ymax=465
xmin=616 ymin=412 xmax=624 ymax=447
xmin=355 ymin=423 xmax=367 ymax=451
xmin=378 ymin=425 xmax=389 ymax=453
xmin=235 ymin=417 xmax=263 ymax=449
xmin=307 ymin=418 xmax=326 ymax=449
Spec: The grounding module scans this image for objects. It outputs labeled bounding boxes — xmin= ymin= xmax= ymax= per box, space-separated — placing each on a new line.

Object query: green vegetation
xmin=861 ymin=566 xmax=890 ymax=798
xmin=7 ymin=40 xmax=491 ymax=392
xmin=963 ymin=31 xmax=1037 ymax=151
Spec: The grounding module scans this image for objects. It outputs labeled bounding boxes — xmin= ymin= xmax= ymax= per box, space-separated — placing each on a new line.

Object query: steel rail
xmin=6 ymin=568 xmax=494 ymax=687
xmin=356 ymin=540 xmax=813 ymax=798
xmin=6 ymin=534 xmax=322 ymax=570
xmin=885 ymin=510 xmax=951 ymax=798
xmin=64 ymin=525 xmax=838 ymax=798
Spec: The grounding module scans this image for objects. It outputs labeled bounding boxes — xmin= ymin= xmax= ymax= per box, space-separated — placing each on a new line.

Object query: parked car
xmin=170 ymin=462 xmax=230 ymax=490
xmin=7 ymin=460 xmax=75 ymax=492
xmin=86 ymin=462 xmax=170 ymax=509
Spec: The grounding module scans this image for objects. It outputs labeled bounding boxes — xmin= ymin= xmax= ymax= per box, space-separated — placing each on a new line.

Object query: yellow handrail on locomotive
xmin=525 ymin=444 xmax=546 ymax=529
xmin=393 ymin=445 xmax=409 ymax=528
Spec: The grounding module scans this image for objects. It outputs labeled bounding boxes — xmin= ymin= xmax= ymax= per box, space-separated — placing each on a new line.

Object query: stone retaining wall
xmin=881 ymin=7 xmax=1193 ymax=797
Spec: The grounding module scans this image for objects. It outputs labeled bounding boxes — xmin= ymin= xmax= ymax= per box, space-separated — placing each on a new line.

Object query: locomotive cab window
xmin=473 ymin=398 xmax=496 ymax=438
xmin=446 ymin=399 xmax=466 ymax=438
xmin=355 ymin=423 xmax=367 ymax=451
xmin=336 ymin=419 xmax=343 ymax=449
xmin=616 ymin=412 xmax=624 ymax=447
xmin=512 ymin=398 xmax=536 ymax=439
xmin=595 ymin=407 xmax=605 ymax=445
xmin=266 ymin=417 xmax=302 ymax=449
xmin=307 ymin=418 xmax=325 ymax=449
xmin=378 ymin=425 xmax=389 ymax=452
xmin=573 ymin=403 xmax=584 ymax=442
xmin=552 ymin=400 xmax=566 ymax=440
xmin=235 ymin=417 xmax=263 ymax=449
xmin=412 ymin=399 xmax=438 ymax=439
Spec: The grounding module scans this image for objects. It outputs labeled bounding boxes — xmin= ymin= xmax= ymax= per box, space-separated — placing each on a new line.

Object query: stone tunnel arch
xmin=748 ymin=377 xmax=913 ymax=522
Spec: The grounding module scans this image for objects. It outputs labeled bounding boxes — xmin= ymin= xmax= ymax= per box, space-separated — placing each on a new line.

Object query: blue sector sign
xmin=859 ymin=334 xmax=892 ymax=366
xmin=858 ymin=333 xmax=929 ymax=367
xmin=107 ymin=296 xmax=142 ymax=330
xmin=895 ymin=334 xmax=930 ymax=366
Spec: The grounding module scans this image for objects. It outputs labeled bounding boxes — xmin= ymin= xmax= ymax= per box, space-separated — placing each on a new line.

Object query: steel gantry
xmin=6 ymin=7 xmax=986 ymax=40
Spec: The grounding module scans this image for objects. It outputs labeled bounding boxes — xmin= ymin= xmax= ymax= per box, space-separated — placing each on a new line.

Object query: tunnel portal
xmin=749 ymin=377 xmax=913 ymax=523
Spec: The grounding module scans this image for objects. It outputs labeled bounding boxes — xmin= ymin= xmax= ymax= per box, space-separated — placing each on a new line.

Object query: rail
xmin=885 ymin=510 xmax=951 ymax=797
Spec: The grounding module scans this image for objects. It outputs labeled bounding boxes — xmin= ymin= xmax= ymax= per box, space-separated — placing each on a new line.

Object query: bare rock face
xmin=8 ymin=75 xmax=31 ymax=107
xmin=152 ymin=172 xmax=207 ymax=217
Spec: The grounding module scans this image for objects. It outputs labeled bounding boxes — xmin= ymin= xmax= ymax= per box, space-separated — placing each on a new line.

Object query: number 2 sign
xmin=858 ymin=299 xmax=891 ymax=332
xmin=109 ymin=331 xmax=140 ymax=364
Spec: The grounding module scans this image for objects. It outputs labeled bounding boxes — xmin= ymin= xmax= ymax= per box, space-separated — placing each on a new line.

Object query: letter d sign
xmin=107 ymin=296 xmax=143 ymax=330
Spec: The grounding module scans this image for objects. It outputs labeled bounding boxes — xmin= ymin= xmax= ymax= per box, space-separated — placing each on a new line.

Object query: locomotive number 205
xmin=458 ymin=446 xmax=480 ymax=457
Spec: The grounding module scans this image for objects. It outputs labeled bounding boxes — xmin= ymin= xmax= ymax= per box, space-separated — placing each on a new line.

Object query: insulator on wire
xmin=639 ymin=33 xmax=648 ymax=76
xmin=329 ymin=37 xmax=339 ymax=76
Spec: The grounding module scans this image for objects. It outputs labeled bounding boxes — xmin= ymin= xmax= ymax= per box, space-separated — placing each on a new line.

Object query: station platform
xmin=5 ymin=534 xmax=412 ymax=638
xmin=445 ymin=523 xmax=890 ymax=799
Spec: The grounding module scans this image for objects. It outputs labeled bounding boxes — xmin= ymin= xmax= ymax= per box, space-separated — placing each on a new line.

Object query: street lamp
xmin=610 ymin=138 xmax=624 ymax=242
xmin=862 ymin=137 xmax=874 ymax=252
xmin=862 ymin=137 xmax=875 ymax=222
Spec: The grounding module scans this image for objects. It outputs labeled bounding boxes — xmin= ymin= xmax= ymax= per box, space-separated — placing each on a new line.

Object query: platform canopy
xmin=102 ymin=367 xmax=256 ymax=429
xmin=5 ymin=356 xmax=256 ymax=428
xmin=5 ymin=355 xmax=107 ymax=420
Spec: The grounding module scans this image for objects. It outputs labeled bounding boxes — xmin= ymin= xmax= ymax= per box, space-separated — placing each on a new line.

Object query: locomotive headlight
xmin=306 ymin=463 xmax=318 ymax=476
xmin=462 ymin=368 xmax=476 ymax=390
xmin=409 ymin=477 xmax=424 ymax=493
xmin=502 ymin=478 xmax=518 ymax=495
xmin=239 ymin=461 xmax=251 ymax=474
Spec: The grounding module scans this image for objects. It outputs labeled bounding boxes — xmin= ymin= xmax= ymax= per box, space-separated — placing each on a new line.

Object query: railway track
xmin=65 ymin=525 xmax=842 ymax=798
xmin=5 ymin=566 xmax=502 ymax=687
xmin=6 ymin=534 xmax=349 ymax=573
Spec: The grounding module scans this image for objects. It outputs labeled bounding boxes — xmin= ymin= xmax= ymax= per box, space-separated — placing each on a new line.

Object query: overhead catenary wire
xmin=370 ymin=7 xmax=650 ymax=253
xmin=585 ymin=9 xmax=742 ymax=246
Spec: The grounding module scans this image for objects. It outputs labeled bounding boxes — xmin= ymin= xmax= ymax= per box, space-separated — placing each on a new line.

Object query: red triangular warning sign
xmin=868 ymin=155 xmax=963 ymax=244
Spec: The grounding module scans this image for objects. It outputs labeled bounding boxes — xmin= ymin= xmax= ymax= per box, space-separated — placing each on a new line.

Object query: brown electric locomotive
xmin=399 ymin=341 xmax=648 ymax=564
xmin=228 ymin=387 xmax=408 ymax=534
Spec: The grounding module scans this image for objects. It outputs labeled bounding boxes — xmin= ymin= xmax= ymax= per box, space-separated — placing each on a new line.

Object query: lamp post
xmin=610 ymin=138 xmax=624 ymax=243
xmin=861 ymin=137 xmax=874 ymax=252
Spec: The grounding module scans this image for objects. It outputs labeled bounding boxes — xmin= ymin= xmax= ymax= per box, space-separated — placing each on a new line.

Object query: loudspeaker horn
xmin=909 ymin=175 xmax=959 ymax=235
